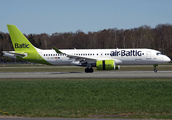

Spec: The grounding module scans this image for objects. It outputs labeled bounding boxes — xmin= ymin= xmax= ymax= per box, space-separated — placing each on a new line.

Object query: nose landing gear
xmin=153 ymin=64 xmax=158 ymax=73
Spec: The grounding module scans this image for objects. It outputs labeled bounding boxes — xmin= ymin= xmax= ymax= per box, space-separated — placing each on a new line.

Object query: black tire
xmin=154 ymin=69 xmax=157 ymax=73
xmin=90 ymin=68 xmax=94 ymax=73
xmin=85 ymin=68 xmax=88 ymax=73
xmin=85 ymin=68 xmax=94 ymax=73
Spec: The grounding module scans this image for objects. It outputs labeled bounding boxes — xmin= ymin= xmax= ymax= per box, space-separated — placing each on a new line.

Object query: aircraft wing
xmin=66 ymin=53 xmax=123 ymax=64
xmin=52 ymin=47 xmax=123 ymax=64
xmin=66 ymin=54 xmax=96 ymax=62
xmin=53 ymin=47 xmax=96 ymax=63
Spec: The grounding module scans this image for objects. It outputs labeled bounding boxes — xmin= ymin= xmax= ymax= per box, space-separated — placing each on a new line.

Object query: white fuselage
xmin=35 ymin=48 xmax=171 ymax=66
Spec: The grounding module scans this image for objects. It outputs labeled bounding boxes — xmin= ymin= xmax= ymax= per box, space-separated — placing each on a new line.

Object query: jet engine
xmin=96 ymin=60 xmax=120 ymax=70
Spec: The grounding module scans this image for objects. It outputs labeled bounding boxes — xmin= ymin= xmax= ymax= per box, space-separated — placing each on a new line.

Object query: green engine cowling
xmin=96 ymin=60 xmax=120 ymax=70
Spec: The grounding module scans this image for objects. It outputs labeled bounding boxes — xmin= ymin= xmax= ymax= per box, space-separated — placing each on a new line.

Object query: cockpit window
xmin=156 ymin=52 xmax=164 ymax=55
xmin=156 ymin=53 xmax=160 ymax=55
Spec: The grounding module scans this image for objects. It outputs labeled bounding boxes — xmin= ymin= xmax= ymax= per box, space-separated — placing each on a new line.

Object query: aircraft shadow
xmin=50 ymin=71 xmax=83 ymax=74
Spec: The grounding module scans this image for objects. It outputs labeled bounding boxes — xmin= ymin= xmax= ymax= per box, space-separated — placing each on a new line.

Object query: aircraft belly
xmin=121 ymin=60 xmax=163 ymax=65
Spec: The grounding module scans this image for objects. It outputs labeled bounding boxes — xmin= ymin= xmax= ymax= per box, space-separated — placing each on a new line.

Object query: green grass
xmin=0 ymin=78 xmax=172 ymax=119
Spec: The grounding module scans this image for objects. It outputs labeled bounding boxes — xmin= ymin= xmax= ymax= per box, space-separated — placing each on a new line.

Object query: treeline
xmin=1 ymin=23 xmax=172 ymax=58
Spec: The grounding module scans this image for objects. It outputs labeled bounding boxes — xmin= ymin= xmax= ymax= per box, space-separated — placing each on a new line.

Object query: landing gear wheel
xmin=85 ymin=68 xmax=94 ymax=73
xmin=153 ymin=64 xmax=158 ymax=73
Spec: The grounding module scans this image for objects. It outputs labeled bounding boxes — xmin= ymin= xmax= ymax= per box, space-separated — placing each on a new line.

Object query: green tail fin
xmin=6 ymin=25 xmax=52 ymax=65
xmin=7 ymin=25 xmax=35 ymax=52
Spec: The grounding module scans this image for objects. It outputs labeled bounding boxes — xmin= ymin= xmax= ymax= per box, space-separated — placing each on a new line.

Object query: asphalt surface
xmin=0 ymin=71 xmax=172 ymax=78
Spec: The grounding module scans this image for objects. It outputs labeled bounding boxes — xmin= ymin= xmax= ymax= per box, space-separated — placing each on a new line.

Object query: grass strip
xmin=0 ymin=78 xmax=172 ymax=119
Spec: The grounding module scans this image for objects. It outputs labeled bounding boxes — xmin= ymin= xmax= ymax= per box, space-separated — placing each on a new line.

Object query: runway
xmin=0 ymin=71 xmax=172 ymax=79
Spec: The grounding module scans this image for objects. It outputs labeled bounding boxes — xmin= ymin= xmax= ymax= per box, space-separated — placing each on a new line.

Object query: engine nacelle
xmin=96 ymin=60 xmax=120 ymax=70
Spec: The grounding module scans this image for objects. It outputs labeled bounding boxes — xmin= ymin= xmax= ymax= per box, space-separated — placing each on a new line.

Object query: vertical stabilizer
xmin=7 ymin=25 xmax=36 ymax=52
xmin=6 ymin=25 xmax=52 ymax=65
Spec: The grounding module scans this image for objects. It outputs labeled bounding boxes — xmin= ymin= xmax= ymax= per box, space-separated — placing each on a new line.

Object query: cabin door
xmin=146 ymin=51 xmax=151 ymax=59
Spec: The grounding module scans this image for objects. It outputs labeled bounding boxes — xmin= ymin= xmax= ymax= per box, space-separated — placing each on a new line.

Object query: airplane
xmin=2 ymin=25 xmax=171 ymax=73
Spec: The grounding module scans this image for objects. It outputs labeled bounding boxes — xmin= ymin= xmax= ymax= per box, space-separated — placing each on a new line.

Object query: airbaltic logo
xmin=110 ymin=50 xmax=142 ymax=56
xmin=15 ymin=43 xmax=29 ymax=48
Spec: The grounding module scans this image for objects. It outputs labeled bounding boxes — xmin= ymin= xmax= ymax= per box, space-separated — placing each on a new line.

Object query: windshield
xmin=156 ymin=52 xmax=164 ymax=55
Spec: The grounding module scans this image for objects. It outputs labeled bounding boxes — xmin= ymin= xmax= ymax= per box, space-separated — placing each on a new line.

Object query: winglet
xmin=52 ymin=46 xmax=63 ymax=54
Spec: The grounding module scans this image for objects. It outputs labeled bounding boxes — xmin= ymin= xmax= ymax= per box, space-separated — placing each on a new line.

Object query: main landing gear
xmin=85 ymin=64 xmax=94 ymax=73
xmin=153 ymin=64 xmax=158 ymax=73
xmin=85 ymin=67 xmax=93 ymax=73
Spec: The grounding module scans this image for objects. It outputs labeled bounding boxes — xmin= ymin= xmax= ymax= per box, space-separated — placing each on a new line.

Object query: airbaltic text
xmin=15 ymin=43 xmax=29 ymax=48
xmin=110 ymin=50 xmax=142 ymax=56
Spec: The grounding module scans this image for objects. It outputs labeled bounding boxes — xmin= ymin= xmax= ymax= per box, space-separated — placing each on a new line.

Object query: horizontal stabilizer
xmin=3 ymin=51 xmax=26 ymax=57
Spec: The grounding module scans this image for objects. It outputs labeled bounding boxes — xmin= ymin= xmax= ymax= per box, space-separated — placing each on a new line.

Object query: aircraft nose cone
xmin=164 ymin=56 xmax=171 ymax=63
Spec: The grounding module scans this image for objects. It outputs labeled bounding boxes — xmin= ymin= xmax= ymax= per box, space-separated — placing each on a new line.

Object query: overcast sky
xmin=1 ymin=0 xmax=172 ymax=35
